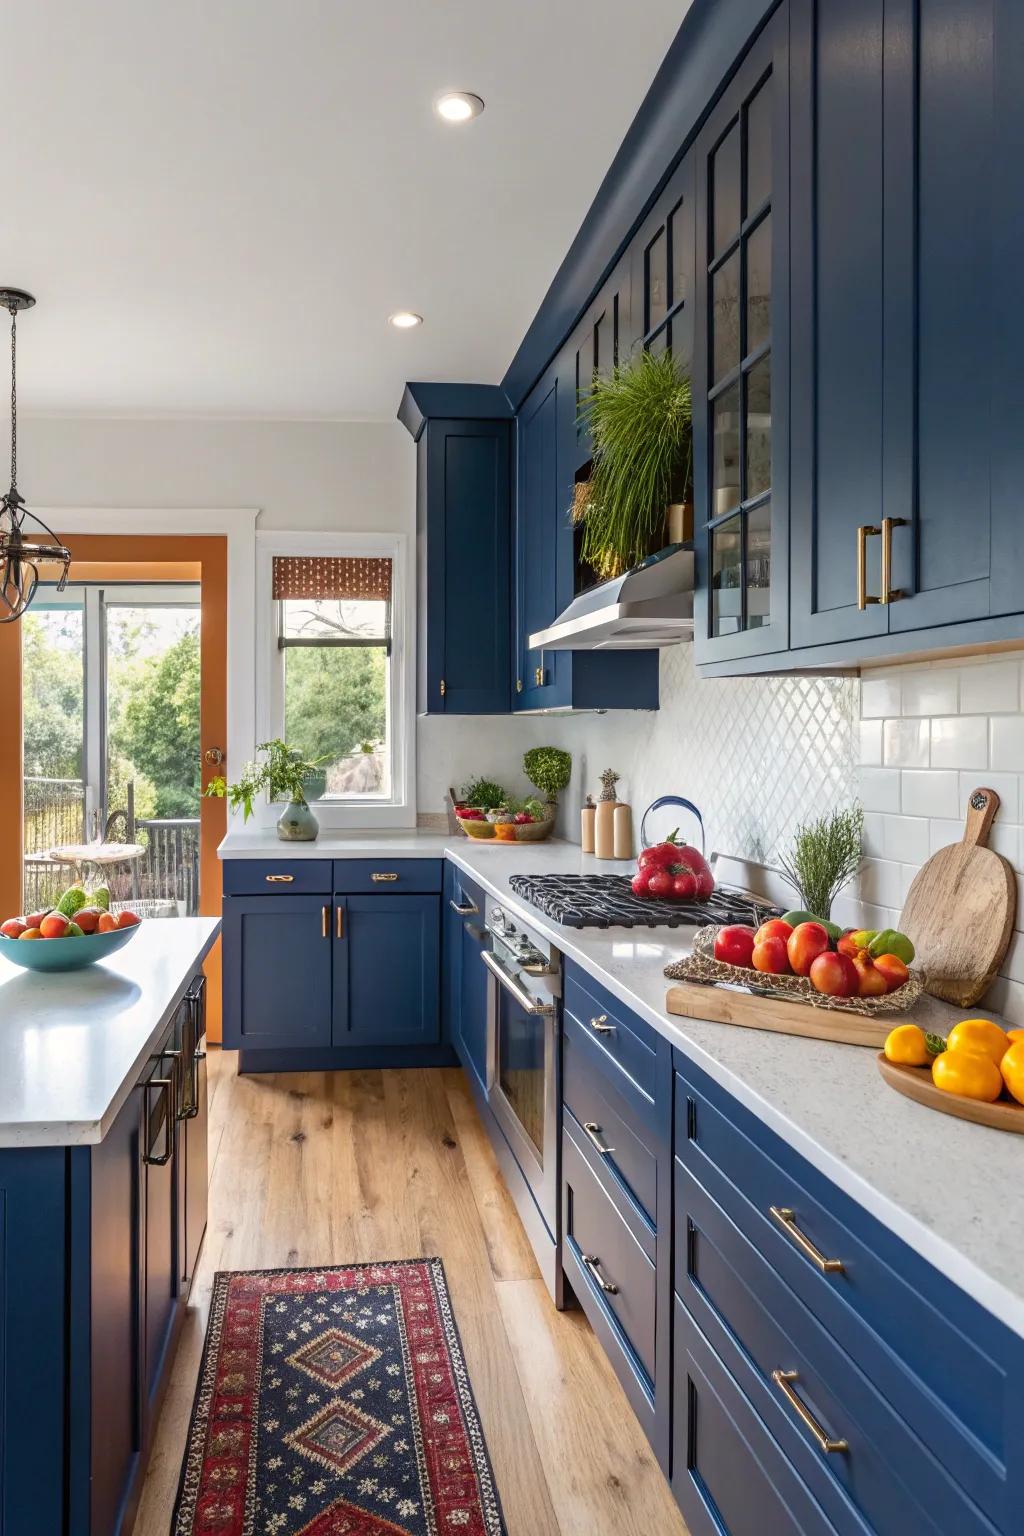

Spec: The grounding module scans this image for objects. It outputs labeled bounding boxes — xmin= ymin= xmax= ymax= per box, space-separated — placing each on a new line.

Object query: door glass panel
xmin=711 ymin=382 xmax=741 ymax=516
xmin=746 ymin=499 xmax=772 ymax=628
xmin=712 ymin=516 xmax=743 ymax=635
xmin=745 ymin=214 xmax=771 ymax=356
xmin=712 ymin=249 xmax=741 ymax=383
xmin=647 ymin=227 xmax=668 ymax=330
xmin=745 ymin=354 xmax=772 ymax=499
xmin=498 ymin=993 xmax=546 ymax=1159
xmin=22 ymin=599 xmax=85 ymax=914
xmin=745 ymin=75 xmax=772 ymax=215
xmin=670 ymin=200 xmax=687 ymax=308
xmin=711 ymin=121 xmax=741 ymax=256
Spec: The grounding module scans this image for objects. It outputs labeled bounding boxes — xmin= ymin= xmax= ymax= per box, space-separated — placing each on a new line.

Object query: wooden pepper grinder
xmin=594 ymin=769 xmax=619 ymax=859
xmin=580 ymin=794 xmax=596 ymax=854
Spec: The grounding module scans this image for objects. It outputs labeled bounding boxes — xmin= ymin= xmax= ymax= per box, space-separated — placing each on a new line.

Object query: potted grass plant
xmin=576 ymin=349 xmax=693 ymax=578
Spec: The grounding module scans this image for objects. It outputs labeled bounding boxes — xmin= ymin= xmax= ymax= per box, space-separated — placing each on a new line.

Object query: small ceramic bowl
xmin=0 ymin=923 xmax=140 ymax=973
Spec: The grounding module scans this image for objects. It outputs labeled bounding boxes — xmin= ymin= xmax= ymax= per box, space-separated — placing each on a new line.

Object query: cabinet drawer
xmin=672 ymin=1299 xmax=842 ymax=1536
xmin=332 ymin=859 xmax=443 ymax=894
xmin=563 ymin=1116 xmax=656 ymax=1384
xmin=674 ymin=1055 xmax=1015 ymax=1529
xmin=676 ymin=1160 xmax=994 ymax=1536
xmin=223 ymin=859 xmax=332 ymax=895
xmin=564 ymin=963 xmax=657 ymax=1106
xmin=563 ymin=1012 xmax=658 ymax=1228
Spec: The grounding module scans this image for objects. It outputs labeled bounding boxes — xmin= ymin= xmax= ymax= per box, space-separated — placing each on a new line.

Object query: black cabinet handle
xmin=143 ymin=1075 xmax=175 ymax=1165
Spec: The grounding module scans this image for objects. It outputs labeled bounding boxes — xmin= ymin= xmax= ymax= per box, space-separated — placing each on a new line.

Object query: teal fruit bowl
xmin=0 ymin=924 xmax=140 ymax=973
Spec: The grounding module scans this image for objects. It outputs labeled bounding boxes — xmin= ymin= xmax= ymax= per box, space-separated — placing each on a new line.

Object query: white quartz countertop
xmin=218 ymin=829 xmax=1024 ymax=1336
xmin=218 ymin=828 xmax=452 ymax=858
xmin=0 ymin=917 xmax=219 ymax=1149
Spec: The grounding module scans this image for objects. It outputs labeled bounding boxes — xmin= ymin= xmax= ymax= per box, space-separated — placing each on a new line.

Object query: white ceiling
xmin=6 ymin=1 xmax=691 ymax=419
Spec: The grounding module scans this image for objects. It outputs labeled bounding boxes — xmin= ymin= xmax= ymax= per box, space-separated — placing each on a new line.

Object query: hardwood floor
xmin=132 ymin=1048 xmax=688 ymax=1536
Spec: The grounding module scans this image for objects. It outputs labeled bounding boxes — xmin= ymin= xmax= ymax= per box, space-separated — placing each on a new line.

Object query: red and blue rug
xmin=173 ymin=1259 xmax=507 ymax=1536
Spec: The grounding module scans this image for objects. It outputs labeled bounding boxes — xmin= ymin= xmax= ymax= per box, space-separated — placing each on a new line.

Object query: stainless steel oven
xmin=481 ymin=901 xmax=561 ymax=1266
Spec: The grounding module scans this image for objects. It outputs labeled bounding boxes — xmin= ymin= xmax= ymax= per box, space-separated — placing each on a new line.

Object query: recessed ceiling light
xmin=434 ymin=91 xmax=485 ymax=124
xmin=388 ymin=311 xmax=423 ymax=329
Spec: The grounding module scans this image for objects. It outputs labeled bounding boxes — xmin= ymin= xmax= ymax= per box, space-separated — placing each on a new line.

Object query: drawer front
xmin=563 ymin=1116 xmax=656 ymax=1382
xmin=676 ymin=1161 xmax=993 ymax=1536
xmin=333 ymin=858 xmax=443 ymax=894
xmin=674 ymin=1057 xmax=1013 ymax=1528
xmin=223 ymin=859 xmax=332 ymax=895
xmin=563 ymin=1012 xmax=658 ymax=1228
xmin=672 ymin=1298 xmax=845 ymax=1536
xmin=564 ymin=962 xmax=657 ymax=1105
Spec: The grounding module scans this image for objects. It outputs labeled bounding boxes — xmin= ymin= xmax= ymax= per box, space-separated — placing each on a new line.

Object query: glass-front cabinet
xmin=692 ymin=8 xmax=790 ymax=664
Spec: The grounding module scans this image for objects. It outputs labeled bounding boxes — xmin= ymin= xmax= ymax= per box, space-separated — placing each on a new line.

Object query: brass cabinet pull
xmin=770 ymin=1206 xmax=844 ymax=1274
xmin=856 ymin=524 xmax=881 ymax=609
xmin=583 ymin=1121 xmax=615 ymax=1157
xmin=321 ymin=904 xmax=329 ymax=938
xmin=535 ymin=664 xmax=545 ymax=687
xmin=449 ymin=899 xmax=479 ymax=916
xmin=336 ymin=905 xmax=345 ymax=940
xmin=589 ymin=1013 xmax=615 ymax=1035
xmin=880 ymin=516 xmax=907 ymax=604
xmin=581 ymin=1254 xmax=618 ymax=1294
xmin=772 ymin=1370 xmax=848 ymax=1454
xmin=516 ymin=678 xmax=524 ymax=694
xmin=439 ymin=678 xmax=446 ymax=697
xmin=370 ymin=872 xmax=399 ymax=882
xmin=265 ymin=873 xmax=294 ymax=883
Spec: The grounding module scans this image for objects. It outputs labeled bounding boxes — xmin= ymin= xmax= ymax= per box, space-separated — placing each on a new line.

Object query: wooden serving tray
xmin=876 ymin=1055 xmax=1024 ymax=1134
xmin=665 ymin=979 xmax=897 ymax=1047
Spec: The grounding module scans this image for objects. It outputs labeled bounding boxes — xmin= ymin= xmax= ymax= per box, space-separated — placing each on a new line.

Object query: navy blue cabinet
xmin=442 ymin=864 xmax=488 ymax=1089
xmin=223 ymin=892 xmax=333 ymax=1051
xmin=417 ymin=416 xmax=512 ymax=714
xmin=336 ymin=893 xmax=440 ymax=1047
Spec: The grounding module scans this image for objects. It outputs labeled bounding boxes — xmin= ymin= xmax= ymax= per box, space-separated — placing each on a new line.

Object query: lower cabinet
xmin=455 ymin=874 xmax=488 ymax=1090
xmin=338 ymin=893 xmax=440 ymax=1046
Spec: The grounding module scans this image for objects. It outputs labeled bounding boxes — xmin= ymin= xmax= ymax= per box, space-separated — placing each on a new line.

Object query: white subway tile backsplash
xmin=989 ymin=822 xmax=1020 ymax=869
xmin=959 ymin=660 xmax=1020 ymax=714
xmin=991 ymin=715 xmax=1024 ymax=772
xmin=982 ymin=976 xmax=1024 ymax=1027
xmin=861 ymin=811 xmax=885 ymax=858
xmin=900 ymin=669 xmax=959 ymax=716
xmin=929 ymin=818 xmax=964 ymax=854
xmin=856 ymin=766 xmax=901 ymax=813
xmin=883 ymin=718 xmax=929 ymax=768
xmin=881 ymin=814 xmax=931 ymax=864
xmin=861 ymin=675 xmax=901 ymax=718
xmin=929 ymin=715 xmax=989 ymax=770
xmin=854 ymin=858 xmax=906 ymax=908
xmin=858 ymin=719 xmax=883 ymax=767
xmin=958 ymin=770 xmax=1018 ymax=821
xmin=900 ymin=769 xmax=961 ymax=819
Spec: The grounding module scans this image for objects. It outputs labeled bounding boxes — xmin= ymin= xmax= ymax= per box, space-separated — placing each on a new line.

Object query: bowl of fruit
xmin=455 ymin=797 xmax=553 ymax=844
xmin=0 ymin=885 xmax=142 ymax=973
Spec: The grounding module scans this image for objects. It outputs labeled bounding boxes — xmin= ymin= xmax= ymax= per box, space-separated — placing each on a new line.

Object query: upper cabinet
xmin=692 ymin=8 xmax=790 ymax=666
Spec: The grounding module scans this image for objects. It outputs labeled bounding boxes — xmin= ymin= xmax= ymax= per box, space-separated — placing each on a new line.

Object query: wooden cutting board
xmin=877 ymin=1055 xmax=1024 ymax=1134
xmin=664 ymin=979 xmax=898 ymax=1047
xmin=899 ymin=786 xmax=1016 ymax=1007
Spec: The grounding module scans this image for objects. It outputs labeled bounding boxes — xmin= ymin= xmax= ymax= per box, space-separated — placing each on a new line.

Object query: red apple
xmin=851 ymin=950 xmax=888 ymax=997
xmin=671 ymin=870 xmax=697 ymax=900
xmin=714 ymin=924 xmax=757 ymax=968
xmin=752 ymin=936 xmax=791 ymax=974
xmin=754 ymin=918 xmax=793 ymax=946
xmin=809 ymin=950 xmax=858 ymax=997
xmin=39 ymin=913 xmax=70 ymax=939
xmin=647 ymin=869 xmax=674 ymax=900
xmin=873 ymin=953 xmax=909 ymax=993
xmin=75 ymin=906 xmax=103 ymax=934
xmin=786 ymin=921 xmax=832 ymax=977
xmin=116 ymin=910 xmax=141 ymax=928
xmin=0 ymin=917 xmax=26 ymax=939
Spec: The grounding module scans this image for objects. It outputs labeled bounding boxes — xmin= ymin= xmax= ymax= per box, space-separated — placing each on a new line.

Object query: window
xmin=257 ymin=535 xmax=413 ymax=827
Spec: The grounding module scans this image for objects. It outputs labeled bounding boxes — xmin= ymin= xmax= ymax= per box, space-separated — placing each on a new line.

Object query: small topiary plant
xmin=523 ymin=747 xmax=572 ymax=804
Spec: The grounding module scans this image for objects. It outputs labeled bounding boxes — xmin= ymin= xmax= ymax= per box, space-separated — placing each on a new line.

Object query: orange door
xmin=0 ymin=534 xmax=228 ymax=1040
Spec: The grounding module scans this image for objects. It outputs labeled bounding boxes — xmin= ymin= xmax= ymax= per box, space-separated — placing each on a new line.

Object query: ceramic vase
xmin=276 ymin=799 xmax=319 ymax=842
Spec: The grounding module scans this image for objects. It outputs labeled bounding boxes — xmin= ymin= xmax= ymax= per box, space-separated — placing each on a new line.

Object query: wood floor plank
xmin=131 ymin=1049 xmax=684 ymax=1536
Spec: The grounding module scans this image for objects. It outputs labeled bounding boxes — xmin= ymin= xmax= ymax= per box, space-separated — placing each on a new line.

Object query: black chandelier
xmin=0 ymin=289 xmax=71 ymax=622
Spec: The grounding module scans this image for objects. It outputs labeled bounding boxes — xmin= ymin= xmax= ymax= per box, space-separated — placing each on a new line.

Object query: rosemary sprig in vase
xmin=778 ymin=805 xmax=864 ymax=921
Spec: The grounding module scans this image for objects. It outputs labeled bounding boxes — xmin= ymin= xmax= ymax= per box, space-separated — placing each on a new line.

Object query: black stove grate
xmin=507 ymin=873 xmax=780 ymax=930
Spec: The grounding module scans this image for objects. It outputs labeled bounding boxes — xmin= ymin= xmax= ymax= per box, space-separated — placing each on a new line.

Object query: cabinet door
xmin=222 ymin=894 xmax=333 ymax=1050
xmin=335 ymin=894 xmax=441 ymax=1046
xmin=515 ymin=372 xmax=565 ymax=708
xmin=142 ymin=1036 xmax=178 ymax=1420
xmin=424 ymin=418 xmax=512 ymax=712
xmin=571 ymin=257 xmax=632 ymax=472
xmin=693 ymin=8 xmax=791 ymax=664
xmin=789 ymin=0 xmax=890 ymax=648
xmin=458 ymin=902 xmax=489 ymax=1091
xmin=630 ymin=153 xmax=695 ymax=371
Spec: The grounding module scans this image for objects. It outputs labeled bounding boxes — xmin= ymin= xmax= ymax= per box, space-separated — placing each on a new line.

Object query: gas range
xmin=506 ymin=871 xmax=780 ymax=931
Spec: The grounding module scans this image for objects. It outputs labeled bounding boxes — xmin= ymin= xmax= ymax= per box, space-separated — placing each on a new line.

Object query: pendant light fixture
xmin=0 ymin=289 xmax=70 ymax=622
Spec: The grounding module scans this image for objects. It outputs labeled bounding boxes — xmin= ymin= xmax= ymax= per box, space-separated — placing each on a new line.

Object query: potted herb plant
xmin=206 ymin=739 xmax=327 ymax=842
xmin=523 ymin=747 xmax=572 ymax=814
xmin=576 ymin=348 xmax=693 ymax=578
xmin=778 ymin=805 xmax=864 ymax=921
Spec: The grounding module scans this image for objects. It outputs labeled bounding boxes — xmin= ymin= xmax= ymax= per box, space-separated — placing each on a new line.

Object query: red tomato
xmin=713 ymin=925 xmax=757 ymax=968
xmin=631 ymin=869 xmax=653 ymax=898
xmin=671 ymin=870 xmax=697 ymax=900
xmin=646 ymin=869 xmax=675 ymax=900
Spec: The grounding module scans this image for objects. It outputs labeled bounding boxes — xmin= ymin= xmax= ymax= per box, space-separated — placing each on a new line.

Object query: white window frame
xmin=255 ymin=531 xmax=415 ymax=829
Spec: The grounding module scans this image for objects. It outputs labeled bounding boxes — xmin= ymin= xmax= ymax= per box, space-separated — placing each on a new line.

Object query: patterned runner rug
xmin=172 ymin=1259 xmax=507 ymax=1536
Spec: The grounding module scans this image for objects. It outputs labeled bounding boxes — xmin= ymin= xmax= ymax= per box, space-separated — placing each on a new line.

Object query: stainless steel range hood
xmin=528 ymin=544 xmax=694 ymax=651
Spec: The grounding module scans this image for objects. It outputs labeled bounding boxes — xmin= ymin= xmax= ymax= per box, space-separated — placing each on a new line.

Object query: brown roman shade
xmin=272 ymin=555 xmax=392 ymax=603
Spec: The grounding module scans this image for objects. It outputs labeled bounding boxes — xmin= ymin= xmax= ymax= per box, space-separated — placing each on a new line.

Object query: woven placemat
xmin=665 ymin=926 xmax=924 ymax=1018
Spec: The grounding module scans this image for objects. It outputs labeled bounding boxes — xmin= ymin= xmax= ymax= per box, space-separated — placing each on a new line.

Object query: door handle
xmin=880 ymin=516 xmax=907 ymax=604
xmin=322 ymin=904 xmax=329 ymax=939
xmin=772 ymin=1370 xmax=848 ymax=1454
xmin=143 ymin=1076 xmax=175 ymax=1166
xmin=370 ymin=872 xmax=399 ymax=882
xmin=589 ymin=1013 xmax=615 ymax=1035
xmin=265 ymin=874 xmax=294 ymax=883
xmin=856 ymin=524 xmax=881 ymax=609
xmin=203 ymin=747 xmax=224 ymax=766
xmin=336 ymin=905 xmax=344 ymax=940
xmin=581 ymin=1254 xmax=618 ymax=1294
xmin=480 ymin=950 xmax=554 ymax=1015
xmin=449 ymin=899 xmax=479 ymax=916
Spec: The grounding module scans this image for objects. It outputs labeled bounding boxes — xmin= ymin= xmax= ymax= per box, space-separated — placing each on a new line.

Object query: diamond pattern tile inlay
xmin=287 ymin=1327 xmax=381 ymax=1388
xmin=284 ymin=1397 xmax=392 ymax=1476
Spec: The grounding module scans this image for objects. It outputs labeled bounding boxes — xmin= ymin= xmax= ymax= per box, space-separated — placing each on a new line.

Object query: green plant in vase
xmin=778 ymin=805 xmax=864 ymax=921
xmin=523 ymin=746 xmax=572 ymax=815
xmin=577 ymin=348 xmax=693 ymax=578
xmin=206 ymin=738 xmax=327 ymax=842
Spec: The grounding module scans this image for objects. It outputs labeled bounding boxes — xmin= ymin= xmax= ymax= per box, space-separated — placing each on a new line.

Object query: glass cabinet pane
xmin=647 ymin=228 xmax=668 ymax=330
xmin=745 ymin=215 xmax=771 ymax=356
xmin=711 ymin=121 xmax=741 ymax=256
xmin=712 ymin=250 xmax=740 ymax=384
xmin=712 ymin=382 xmax=741 ymax=516
xmin=712 ymin=516 xmax=743 ymax=635
xmin=745 ymin=77 xmax=772 ymax=215
xmin=744 ymin=354 xmax=772 ymax=499
xmin=746 ymin=500 xmax=772 ymax=628
xmin=670 ymin=201 xmax=687 ymax=309
xmin=593 ymin=311 xmax=607 ymax=377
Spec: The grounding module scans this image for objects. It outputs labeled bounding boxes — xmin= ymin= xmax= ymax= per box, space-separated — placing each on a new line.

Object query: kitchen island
xmin=0 ymin=917 xmax=218 ymax=1536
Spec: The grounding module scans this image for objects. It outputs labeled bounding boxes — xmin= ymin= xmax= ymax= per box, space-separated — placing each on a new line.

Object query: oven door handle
xmin=481 ymin=949 xmax=555 ymax=1016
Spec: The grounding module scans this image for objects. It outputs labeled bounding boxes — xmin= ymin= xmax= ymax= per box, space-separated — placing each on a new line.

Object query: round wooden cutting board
xmin=899 ymin=787 xmax=1016 ymax=1008
xmin=877 ymin=1055 xmax=1024 ymax=1134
